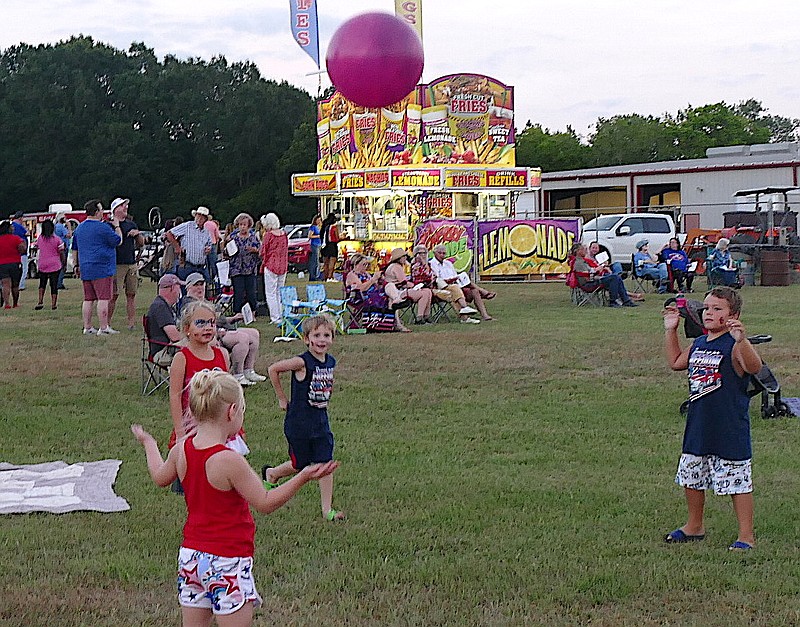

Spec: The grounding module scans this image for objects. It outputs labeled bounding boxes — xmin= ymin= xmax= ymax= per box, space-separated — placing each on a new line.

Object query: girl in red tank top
xmin=131 ymin=370 xmax=339 ymax=625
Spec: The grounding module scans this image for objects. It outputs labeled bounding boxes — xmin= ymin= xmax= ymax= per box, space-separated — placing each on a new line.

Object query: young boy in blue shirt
xmin=663 ymin=287 xmax=763 ymax=550
xmin=263 ymin=313 xmax=345 ymax=521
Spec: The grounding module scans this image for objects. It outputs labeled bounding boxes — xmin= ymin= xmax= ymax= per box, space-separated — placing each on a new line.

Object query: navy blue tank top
xmin=684 ymin=332 xmax=752 ymax=460
xmin=284 ymin=351 xmax=336 ymax=439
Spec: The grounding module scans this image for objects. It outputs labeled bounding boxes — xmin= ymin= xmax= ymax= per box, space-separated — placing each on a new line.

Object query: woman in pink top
xmin=258 ymin=213 xmax=288 ymax=324
xmin=34 ymin=219 xmax=65 ymax=310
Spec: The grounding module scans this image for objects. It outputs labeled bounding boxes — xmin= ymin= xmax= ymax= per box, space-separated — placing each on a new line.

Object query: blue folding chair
xmin=306 ymin=283 xmax=349 ymax=334
xmin=279 ymin=285 xmax=313 ymax=339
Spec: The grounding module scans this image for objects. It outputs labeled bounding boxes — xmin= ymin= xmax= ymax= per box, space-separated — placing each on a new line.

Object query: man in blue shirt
xmin=71 ymin=199 xmax=123 ymax=335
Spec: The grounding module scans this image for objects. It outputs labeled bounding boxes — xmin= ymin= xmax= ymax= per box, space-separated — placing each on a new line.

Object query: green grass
xmin=2 ymin=279 xmax=800 ymax=626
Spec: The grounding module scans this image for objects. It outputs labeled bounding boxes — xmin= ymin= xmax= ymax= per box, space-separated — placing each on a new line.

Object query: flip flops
xmin=728 ymin=540 xmax=754 ymax=551
xmin=664 ymin=528 xmax=705 ymax=543
xmin=484 ymin=292 xmax=497 ymax=300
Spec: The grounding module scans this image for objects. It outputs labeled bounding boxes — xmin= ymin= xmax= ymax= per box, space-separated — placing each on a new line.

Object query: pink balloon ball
xmin=326 ymin=12 xmax=424 ymax=109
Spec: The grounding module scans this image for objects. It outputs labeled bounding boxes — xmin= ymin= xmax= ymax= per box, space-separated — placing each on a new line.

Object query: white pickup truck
xmin=580 ymin=213 xmax=676 ymax=267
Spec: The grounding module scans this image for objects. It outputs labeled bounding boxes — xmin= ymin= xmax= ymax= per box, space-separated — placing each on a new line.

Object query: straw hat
xmin=388 ymin=248 xmax=410 ymax=263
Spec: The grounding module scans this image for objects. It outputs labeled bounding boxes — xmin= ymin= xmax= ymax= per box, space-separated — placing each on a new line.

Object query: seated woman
xmin=633 ymin=239 xmax=669 ymax=293
xmin=660 ymin=237 xmax=695 ymax=292
xmin=410 ymin=245 xmax=479 ymax=322
xmin=708 ymin=237 xmax=740 ymax=287
xmin=179 ymin=272 xmax=266 ymax=386
xmin=383 ymin=248 xmax=434 ymax=325
xmin=571 ymin=243 xmax=638 ymax=308
xmin=587 ymin=241 xmax=625 ymax=277
xmin=344 ymin=253 xmax=410 ymax=332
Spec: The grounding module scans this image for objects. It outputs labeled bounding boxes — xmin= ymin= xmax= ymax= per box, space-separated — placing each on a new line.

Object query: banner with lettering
xmin=289 ymin=0 xmax=319 ymax=68
xmin=478 ymin=219 xmax=580 ymax=277
xmin=315 ymin=74 xmax=514 ymax=171
xmin=395 ymin=0 xmax=423 ymax=43
xmin=414 ymin=220 xmax=476 ymax=274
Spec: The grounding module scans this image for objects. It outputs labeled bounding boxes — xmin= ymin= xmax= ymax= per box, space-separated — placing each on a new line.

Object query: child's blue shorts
xmin=288 ymin=432 xmax=334 ymax=470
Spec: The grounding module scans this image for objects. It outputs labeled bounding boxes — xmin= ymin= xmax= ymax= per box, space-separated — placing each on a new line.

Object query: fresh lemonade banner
xmin=478 ymin=219 xmax=580 ymax=276
xmin=316 ymin=74 xmax=514 ymax=171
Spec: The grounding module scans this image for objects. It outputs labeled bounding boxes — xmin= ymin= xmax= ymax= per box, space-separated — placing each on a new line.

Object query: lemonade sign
xmin=478 ymin=219 xmax=580 ymax=276
xmin=414 ymin=220 xmax=476 ymax=274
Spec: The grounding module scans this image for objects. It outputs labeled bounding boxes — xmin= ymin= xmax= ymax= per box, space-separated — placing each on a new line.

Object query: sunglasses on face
xmin=193 ymin=318 xmax=216 ymax=328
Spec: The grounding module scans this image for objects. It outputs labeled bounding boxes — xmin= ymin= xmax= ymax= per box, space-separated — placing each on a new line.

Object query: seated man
xmin=429 ymin=244 xmax=495 ymax=321
xmin=633 ymin=239 xmax=668 ymax=293
xmin=146 ymin=273 xmax=183 ymax=366
xmin=572 ymin=243 xmax=638 ymax=308
xmin=411 ymin=245 xmax=479 ymax=323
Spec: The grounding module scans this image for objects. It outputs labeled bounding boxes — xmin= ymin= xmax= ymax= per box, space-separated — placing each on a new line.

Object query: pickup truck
xmin=580 ymin=213 xmax=676 ymax=267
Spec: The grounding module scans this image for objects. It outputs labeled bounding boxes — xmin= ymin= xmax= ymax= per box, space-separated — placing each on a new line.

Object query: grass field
xmin=2 ymin=277 xmax=800 ymax=626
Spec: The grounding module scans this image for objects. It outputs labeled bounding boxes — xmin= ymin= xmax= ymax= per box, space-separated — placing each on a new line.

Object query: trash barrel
xmin=760 ymin=250 xmax=791 ymax=286
xmin=739 ymin=261 xmax=755 ymax=286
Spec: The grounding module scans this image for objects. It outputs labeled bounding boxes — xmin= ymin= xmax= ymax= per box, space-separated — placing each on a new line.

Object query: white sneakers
xmin=326 ymin=278 xmax=338 ymax=283
xmin=458 ymin=306 xmax=478 ymax=315
xmin=83 ymin=327 xmax=98 ymax=335
xmin=98 ymin=326 xmax=120 ymax=335
xmin=234 ymin=374 xmax=256 ymax=387
xmin=460 ymin=317 xmax=481 ymax=324
xmin=244 ymin=369 xmax=267 ymax=382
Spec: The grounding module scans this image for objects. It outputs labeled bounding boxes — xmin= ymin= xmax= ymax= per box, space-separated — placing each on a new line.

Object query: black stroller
xmin=665 ymin=297 xmax=792 ymax=419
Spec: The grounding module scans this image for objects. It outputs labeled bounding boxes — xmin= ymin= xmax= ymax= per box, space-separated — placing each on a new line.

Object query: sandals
xmin=324 ymin=508 xmax=346 ymax=521
xmin=484 ymin=292 xmax=497 ymax=300
xmin=664 ymin=528 xmax=705 ymax=543
xmin=728 ymin=540 xmax=754 ymax=551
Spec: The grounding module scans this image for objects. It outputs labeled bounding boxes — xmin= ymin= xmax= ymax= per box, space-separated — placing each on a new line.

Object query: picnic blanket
xmin=0 ymin=460 xmax=129 ymax=514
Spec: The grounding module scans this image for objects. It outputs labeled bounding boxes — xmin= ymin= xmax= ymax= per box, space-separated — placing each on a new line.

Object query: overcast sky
xmin=3 ymin=1 xmax=799 ymax=139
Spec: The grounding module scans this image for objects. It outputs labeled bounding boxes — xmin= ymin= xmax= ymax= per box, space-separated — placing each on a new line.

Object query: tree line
xmin=515 ymin=99 xmax=800 ymax=172
xmin=0 ymin=36 xmax=319 ymax=227
xmin=1 ymin=37 xmax=798 ymax=226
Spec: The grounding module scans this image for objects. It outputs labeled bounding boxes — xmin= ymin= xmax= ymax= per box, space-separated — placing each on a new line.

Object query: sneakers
xmin=83 ymin=327 xmax=98 ymax=335
xmin=622 ymin=300 xmax=639 ymax=307
xmin=234 ymin=374 xmax=256 ymax=387
xmin=460 ymin=317 xmax=481 ymax=324
xmin=326 ymin=278 xmax=338 ymax=283
xmin=458 ymin=306 xmax=478 ymax=315
xmin=244 ymin=369 xmax=267 ymax=382
xmin=97 ymin=326 xmax=120 ymax=335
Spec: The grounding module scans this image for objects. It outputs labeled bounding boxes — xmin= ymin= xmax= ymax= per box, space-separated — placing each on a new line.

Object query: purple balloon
xmin=326 ymin=12 xmax=424 ymax=109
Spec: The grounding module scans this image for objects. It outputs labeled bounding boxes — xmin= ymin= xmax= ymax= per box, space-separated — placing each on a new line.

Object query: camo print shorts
xmin=675 ymin=453 xmax=752 ymax=495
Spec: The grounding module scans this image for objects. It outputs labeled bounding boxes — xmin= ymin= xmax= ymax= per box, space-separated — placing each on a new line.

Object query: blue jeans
xmin=309 ymin=246 xmax=321 ymax=281
xmin=232 ymin=274 xmax=258 ymax=313
xmin=598 ymin=274 xmax=630 ymax=303
xmin=609 ymin=262 xmax=624 ymax=275
xmin=57 ymin=266 xmax=66 ymax=289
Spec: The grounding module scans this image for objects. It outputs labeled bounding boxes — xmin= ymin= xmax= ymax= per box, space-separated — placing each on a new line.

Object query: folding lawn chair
xmin=566 ymin=258 xmax=607 ymax=307
xmin=430 ymin=296 xmax=456 ymax=323
xmin=306 ymin=283 xmax=349 ymax=334
xmin=278 ymin=285 xmax=313 ymax=339
xmin=141 ymin=314 xmax=180 ymax=396
xmin=631 ymin=254 xmax=662 ymax=293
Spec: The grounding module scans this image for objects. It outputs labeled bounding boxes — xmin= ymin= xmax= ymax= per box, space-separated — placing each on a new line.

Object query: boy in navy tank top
xmin=263 ymin=314 xmax=345 ymax=521
xmin=663 ymin=287 xmax=763 ymax=551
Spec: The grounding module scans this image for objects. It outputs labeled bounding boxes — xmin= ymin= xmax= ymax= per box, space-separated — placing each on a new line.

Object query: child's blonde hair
xmin=179 ymin=300 xmax=216 ymax=333
xmin=188 ymin=370 xmax=243 ymax=423
xmin=302 ymin=313 xmax=336 ymax=337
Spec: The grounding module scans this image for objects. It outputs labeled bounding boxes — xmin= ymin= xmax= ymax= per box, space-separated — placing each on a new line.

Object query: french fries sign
xmin=316 ymin=73 xmax=515 ymax=171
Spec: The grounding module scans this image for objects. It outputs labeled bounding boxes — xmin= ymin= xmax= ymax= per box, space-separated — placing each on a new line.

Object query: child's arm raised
xmin=728 ymin=319 xmax=763 ymax=376
xmin=267 ymin=356 xmax=306 ymax=410
xmin=131 ymin=424 xmax=179 ymax=487
xmin=213 ymin=451 xmax=338 ymax=514
xmin=663 ymin=305 xmax=690 ymax=371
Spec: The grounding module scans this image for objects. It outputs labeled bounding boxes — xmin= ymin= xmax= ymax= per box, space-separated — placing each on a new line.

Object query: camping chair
xmin=141 ymin=314 xmax=180 ymax=396
xmin=631 ymin=254 xmax=662 ymax=293
xmin=566 ymin=257 xmax=607 ymax=307
xmin=278 ymin=285 xmax=313 ymax=339
xmin=706 ymin=250 xmax=741 ymax=288
xmin=306 ymin=283 xmax=349 ymax=334
xmin=430 ymin=295 xmax=456 ymax=323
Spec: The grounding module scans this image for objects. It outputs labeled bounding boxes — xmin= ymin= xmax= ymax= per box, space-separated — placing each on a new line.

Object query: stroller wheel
xmin=778 ymin=402 xmax=792 ymax=417
xmin=679 ymin=400 xmax=689 ymax=416
xmin=762 ymin=406 xmax=777 ymax=419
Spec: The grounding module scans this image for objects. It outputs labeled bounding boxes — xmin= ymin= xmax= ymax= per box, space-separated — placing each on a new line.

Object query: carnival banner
xmin=289 ymin=0 xmax=319 ymax=68
xmin=395 ymin=0 xmax=423 ymax=43
xmin=478 ymin=219 xmax=580 ymax=277
xmin=414 ymin=219 xmax=476 ymax=274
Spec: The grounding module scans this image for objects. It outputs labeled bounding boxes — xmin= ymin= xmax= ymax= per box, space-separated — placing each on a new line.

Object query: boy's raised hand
xmin=299 ymin=461 xmax=339 ymax=481
xmin=662 ymin=305 xmax=681 ymax=331
xmin=727 ymin=318 xmax=747 ymax=342
xmin=131 ymin=424 xmax=156 ymax=446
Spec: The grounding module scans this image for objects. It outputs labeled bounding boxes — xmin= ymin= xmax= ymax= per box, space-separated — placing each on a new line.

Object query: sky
xmin=2 ymin=1 xmax=799 ymax=140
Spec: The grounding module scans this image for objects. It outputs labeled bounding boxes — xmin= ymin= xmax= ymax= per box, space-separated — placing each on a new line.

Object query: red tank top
xmin=181 ymin=437 xmax=255 ymax=557
xmin=169 ymin=346 xmax=229 ymax=449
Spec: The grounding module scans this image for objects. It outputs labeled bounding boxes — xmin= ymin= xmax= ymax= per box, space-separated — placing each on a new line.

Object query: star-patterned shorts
xmin=177 ymin=547 xmax=262 ymax=615
xmin=675 ymin=453 xmax=753 ymax=495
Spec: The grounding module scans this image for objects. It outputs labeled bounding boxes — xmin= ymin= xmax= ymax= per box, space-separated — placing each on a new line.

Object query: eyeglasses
xmin=193 ymin=318 xmax=216 ymax=328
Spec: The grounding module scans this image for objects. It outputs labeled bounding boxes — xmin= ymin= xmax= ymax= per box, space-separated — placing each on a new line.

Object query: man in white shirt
xmin=165 ymin=206 xmax=213 ymax=282
xmin=429 ymin=244 xmax=495 ymax=321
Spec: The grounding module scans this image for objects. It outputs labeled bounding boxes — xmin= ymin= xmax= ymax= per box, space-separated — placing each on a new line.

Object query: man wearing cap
xmin=165 ymin=206 xmax=213 ymax=282
xmin=72 ymin=199 xmax=123 ymax=335
xmin=633 ymin=239 xmax=668 ymax=293
xmin=108 ymin=198 xmax=145 ymax=330
xmin=146 ymin=273 xmax=183 ymax=366
xmin=10 ymin=211 xmax=28 ymax=290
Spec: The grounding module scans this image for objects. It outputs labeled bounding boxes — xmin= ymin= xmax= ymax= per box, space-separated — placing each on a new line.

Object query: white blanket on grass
xmin=0 ymin=460 xmax=129 ymax=514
